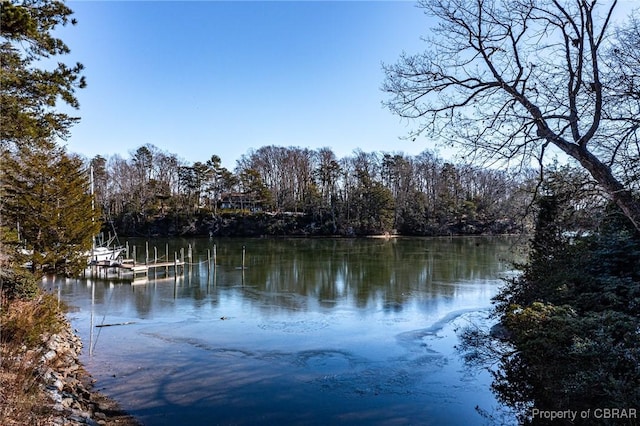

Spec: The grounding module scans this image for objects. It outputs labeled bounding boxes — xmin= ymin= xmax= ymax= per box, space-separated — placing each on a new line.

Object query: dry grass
xmin=0 ymin=353 xmax=56 ymax=425
xmin=0 ymin=294 xmax=61 ymax=425
xmin=2 ymin=295 xmax=66 ymax=346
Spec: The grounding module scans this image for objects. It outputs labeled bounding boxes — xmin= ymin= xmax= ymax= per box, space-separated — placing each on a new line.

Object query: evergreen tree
xmin=1 ymin=0 xmax=89 ymax=274
xmin=351 ymin=169 xmax=395 ymax=235
xmin=1 ymin=140 xmax=101 ymax=275
xmin=1 ymin=0 xmax=86 ymax=148
xmin=239 ymin=168 xmax=272 ymax=211
xmin=483 ymin=177 xmax=640 ymax=424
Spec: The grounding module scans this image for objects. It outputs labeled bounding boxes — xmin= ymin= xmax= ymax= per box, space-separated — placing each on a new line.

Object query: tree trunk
xmin=570 ymin=146 xmax=640 ymax=232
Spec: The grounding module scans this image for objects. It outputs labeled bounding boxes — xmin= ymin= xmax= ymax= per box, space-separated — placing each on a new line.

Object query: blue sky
xmin=57 ymin=1 xmax=435 ymax=168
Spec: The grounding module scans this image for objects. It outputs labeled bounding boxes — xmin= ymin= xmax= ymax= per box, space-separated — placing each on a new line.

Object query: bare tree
xmin=315 ymin=147 xmax=341 ymax=206
xmin=604 ymin=13 xmax=640 ymax=188
xmin=383 ymin=0 xmax=640 ymax=230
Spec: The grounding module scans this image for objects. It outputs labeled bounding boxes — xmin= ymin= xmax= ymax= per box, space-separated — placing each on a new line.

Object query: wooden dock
xmin=91 ymin=258 xmax=186 ymax=279
xmin=87 ymin=241 xmax=221 ymax=283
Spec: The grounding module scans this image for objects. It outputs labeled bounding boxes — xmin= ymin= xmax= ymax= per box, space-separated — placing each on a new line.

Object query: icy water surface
xmin=44 ymin=237 xmax=520 ymax=425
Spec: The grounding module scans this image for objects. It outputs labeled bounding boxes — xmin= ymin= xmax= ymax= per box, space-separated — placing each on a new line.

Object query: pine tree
xmin=1 ymin=0 xmax=85 ymax=148
xmin=1 ymin=0 xmax=90 ymax=274
xmin=2 ymin=140 xmax=101 ymax=275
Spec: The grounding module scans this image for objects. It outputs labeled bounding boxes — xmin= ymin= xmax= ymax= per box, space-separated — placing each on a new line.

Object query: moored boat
xmin=87 ymin=245 xmax=125 ymax=265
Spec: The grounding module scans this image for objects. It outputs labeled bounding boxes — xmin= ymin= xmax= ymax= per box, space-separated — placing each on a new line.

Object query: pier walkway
xmin=90 ymin=258 xmax=186 ymax=279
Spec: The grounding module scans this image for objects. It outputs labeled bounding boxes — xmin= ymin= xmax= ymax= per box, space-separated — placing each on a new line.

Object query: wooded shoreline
xmin=89 ymin=145 xmax=536 ymax=240
xmin=108 ymin=209 xmax=524 ymax=239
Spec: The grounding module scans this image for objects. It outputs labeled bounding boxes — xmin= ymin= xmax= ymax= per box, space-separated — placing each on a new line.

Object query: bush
xmin=1 ymin=293 xmax=66 ymax=348
xmin=0 ymin=267 xmax=40 ymax=301
xmin=488 ymin=197 xmax=640 ymax=424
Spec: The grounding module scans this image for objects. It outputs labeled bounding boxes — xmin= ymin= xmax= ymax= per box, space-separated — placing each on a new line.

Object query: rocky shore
xmin=34 ymin=319 xmax=140 ymax=426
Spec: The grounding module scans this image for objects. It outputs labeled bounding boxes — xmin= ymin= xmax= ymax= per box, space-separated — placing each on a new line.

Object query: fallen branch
xmin=95 ymin=322 xmax=136 ymax=328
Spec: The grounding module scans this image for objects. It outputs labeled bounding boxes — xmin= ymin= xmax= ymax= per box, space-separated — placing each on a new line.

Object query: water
xmin=43 ymin=236 xmax=521 ymax=425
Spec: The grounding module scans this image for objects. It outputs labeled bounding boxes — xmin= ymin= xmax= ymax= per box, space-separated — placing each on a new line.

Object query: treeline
xmin=89 ymin=144 xmax=535 ymax=237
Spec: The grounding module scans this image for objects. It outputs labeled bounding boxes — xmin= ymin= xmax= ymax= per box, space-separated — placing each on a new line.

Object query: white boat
xmin=87 ymin=234 xmax=124 ymax=265
xmin=87 ymin=245 xmax=125 ymax=265
xmin=87 ymin=166 xmax=125 ymax=266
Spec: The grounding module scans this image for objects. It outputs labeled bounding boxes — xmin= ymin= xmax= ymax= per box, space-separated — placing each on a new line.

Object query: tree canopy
xmin=2 ymin=140 xmax=101 ymax=274
xmin=383 ymin=0 xmax=640 ymax=231
xmin=0 ymin=0 xmax=85 ymax=147
xmin=1 ymin=0 xmax=95 ymax=275
xmin=88 ymin=144 xmax=533 ymax=237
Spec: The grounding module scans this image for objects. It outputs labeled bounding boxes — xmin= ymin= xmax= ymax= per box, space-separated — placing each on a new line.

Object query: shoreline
xmin=2 ymin=311 xmax=142 ymax=426
xmin=44 ymin=320 xmax=142 ymax=426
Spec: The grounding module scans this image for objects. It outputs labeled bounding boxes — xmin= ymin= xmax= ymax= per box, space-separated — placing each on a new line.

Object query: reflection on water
xmin=43 ymin=237 xmax=521 ymax=425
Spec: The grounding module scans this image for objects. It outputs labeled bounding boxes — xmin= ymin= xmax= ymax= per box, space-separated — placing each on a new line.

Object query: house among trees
xmin=219 ymin=192 xmax=263 ymax=212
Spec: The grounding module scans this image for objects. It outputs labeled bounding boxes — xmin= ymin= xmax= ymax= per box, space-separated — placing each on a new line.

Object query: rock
xmin=50 ymin=379 xmax=64 ymax=392
xmin=43 ymin=350 xmax=58 ymax=362
xmin=80 ymin=388 xmax=93 ymax=400
xmin=490 ymin=323 xmax=512 ymax=340
xmin=64 ymin=378 xmax=80 ymax=392
xmin=47 ymin=339 xmax=59 ymax=351
xmin=97 ymin=402 xmax=111 ymax=412
xmin=66 ymin=363 xmax=80 ymax=373
xmin=62 ymin=397 xmax=75 ymax=408
xmin=67 ymin=413 xmax=85 ymax=422
xmin=48 ymin=390 xmax=63 ymax=404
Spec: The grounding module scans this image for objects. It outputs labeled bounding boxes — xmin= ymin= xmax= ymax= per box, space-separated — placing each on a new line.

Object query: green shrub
xmin=0 ymin=267 xmax=40 ymax=301
xmin=488 ymin=197 xmax=640 ymax=424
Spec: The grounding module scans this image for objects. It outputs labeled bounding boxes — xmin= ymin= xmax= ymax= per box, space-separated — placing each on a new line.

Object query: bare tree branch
xmin=383 ymin=0 xmax=640 ymax=230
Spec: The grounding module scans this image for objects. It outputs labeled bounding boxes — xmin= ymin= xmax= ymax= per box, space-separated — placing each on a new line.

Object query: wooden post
xmin=188 ymin=244 xmax=193 ymax=280
xmin=213 ymin=243 xmax=217 ymax=288
xmin=145 ymin=241 xmax=149 ymax=265
xmin=207 ymin=249 xmax=211 ymax=279
xmin=173 ymin=251 xmax=178 ymax=299
xmin=242 ymin=245 xmax=246 ymax=286
xmin=154 ymin=247 xmax=158 ymax=279
xmin=133 ymin=246 xmax=137 ymax=266
xmin=126 ymin=241 xmax=130 ymax=259
xmin=89 ymin=282 xmax=95 ymax=356
xmin=174 ymin=252 xmax=178 ymax=279
xmin=165 ymin=243 xmax=169 ymax=275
